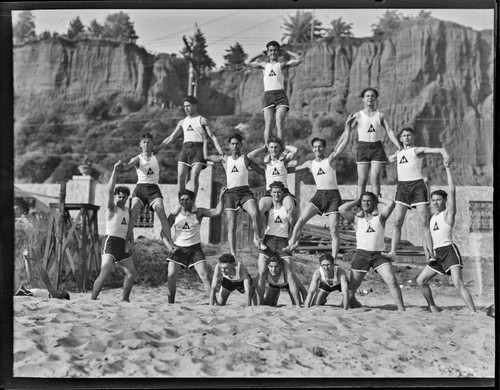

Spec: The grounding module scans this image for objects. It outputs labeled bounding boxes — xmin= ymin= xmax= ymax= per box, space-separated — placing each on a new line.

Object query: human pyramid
xmin=91 ymin=40 xmax=477 ymax=316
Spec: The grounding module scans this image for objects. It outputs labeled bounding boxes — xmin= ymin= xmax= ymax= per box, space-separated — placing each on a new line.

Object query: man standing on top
xmin=287 ymin=136 xmax=348 ymax=259
xmin=384 ymin=127 xmax=450 ymax=261
xmin=156 ymin=95 xmax=223 ymax=200
xmin=246 ymin=41 xmax=303 ymax=145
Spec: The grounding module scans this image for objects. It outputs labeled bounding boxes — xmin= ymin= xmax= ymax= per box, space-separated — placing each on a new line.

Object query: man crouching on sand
xmin=92 ymin=162 xmax=137 ymax=302
xmin=339 ymin=193 xmax=405 ymax=311
xmin=166 ymin=188 xmax=226 ymax=303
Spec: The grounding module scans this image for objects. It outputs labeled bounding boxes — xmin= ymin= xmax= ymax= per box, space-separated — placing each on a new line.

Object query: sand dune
xmin=13 ymin=258 xmax=495 ymax=379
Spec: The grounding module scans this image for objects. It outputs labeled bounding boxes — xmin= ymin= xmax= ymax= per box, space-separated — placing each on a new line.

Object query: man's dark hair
xmin=267 ymin=136 xmax=284 ymax=149
xmin=269 ymin=181 xmax=285 ymax=191
xmin=311 ymin=137 xmax=326 ymax=147
xmin=360 ymin=191 xmax=378 ymax=203
xmin=14 ymin=197 xmax=29 ymax=215
xmin=319 ymin=253 xmax=335 ymax=264
xmin=228 ymin=133 xmax=243 ymax=143
xmin=219 ymin=253 xmax=236 ymax=264
xmin=431 ymin=189 xmax=448 ymax=200
xmin=398 ymin=127 xmax=415 ymax=137
xmin=114 ymin=186 xmax=130 ymax=197
xmin=359 ymin=87 xmax=379 ymax=98
xmin=183 ymin=95 xmax=198 ymax=105
xmin=266 ymin=254 xmax=282 ymax=265
xmin=266 ymin=40 xmax=280 ymax=50
xmin=178 ymin=189 xmax=195 ymax=200
xmin=140 ymin=133 xmax=153 ymax=141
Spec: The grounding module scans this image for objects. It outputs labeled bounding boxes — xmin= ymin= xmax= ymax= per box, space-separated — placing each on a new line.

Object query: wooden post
xmin=54 ymin=183 xmax=66 ymax=289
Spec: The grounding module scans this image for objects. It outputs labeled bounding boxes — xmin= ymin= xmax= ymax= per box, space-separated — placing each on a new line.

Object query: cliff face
xmin=13 ymin=19 xmax=493 ymax=185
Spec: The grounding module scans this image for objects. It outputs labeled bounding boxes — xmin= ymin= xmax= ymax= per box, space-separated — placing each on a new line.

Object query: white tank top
xmin=173 ymin=210 xmax=201 ymax=247
xmin=105 ymin=206 xmax=129 ymax=239
xmin=430 ymin=212 xmax=454 ymax=249
xmin=222 ymin=262 xmax=245 ymax=282
xmin=311 ymin=158 xmax=338 ymax=190
xmin=265 ymin=160 xmax=288 ymax=189
xmin=267 ymin=270 xmax=287 ymax=287
xmin=397 ymin=147 xmax=423 ymax=181
xmin=136 ymin=154 xmax=160 ymax=184
xmin=182 ymin=116 xmax=205 ymax=143
xmin=357 ymin=111 xmax=385 ymax=143
xmin=226 ymin=155 xmax=249 ymax=188
xmin=263 ymin=62 xmax=285 ymax=91
xmin=265 ymin=205 xmax=289 ymax=238
xmin=319 ymin=266 xmax=341 ymax=287
xmin=355 ymin=215 xmax=386 ymax=252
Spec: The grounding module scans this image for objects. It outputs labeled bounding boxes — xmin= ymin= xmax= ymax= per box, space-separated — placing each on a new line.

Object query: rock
xmin=485 ymin=304 xmax=495 ymax=318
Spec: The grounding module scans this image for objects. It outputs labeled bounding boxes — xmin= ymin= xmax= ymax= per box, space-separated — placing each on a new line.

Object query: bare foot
xmin=429 ymin=305 xmax=441 ymax=313
xmin=470 ymin=311 xmax=478 ymax=317
xmin=382 ymin=251 xmax=397 ymax=260
xmin=350 ymin=297 xmax=363 ymax=308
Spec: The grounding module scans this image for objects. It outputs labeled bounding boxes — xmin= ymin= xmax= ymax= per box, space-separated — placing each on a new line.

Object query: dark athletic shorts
xmin=224 ymin=186 xmax=256 ymax=211
xmin=351 ymin=249 xmax=390 ymax=273
xmin=263 ymin=187 xmax=297 ymax=205
xmin=167 ymin=243 xmax=206 ymax=268
xmin=395 ymin=179 xmax=429 ymax=209
xmin=310 ymin=189 xmax=342 ymax=215
xmin=427 ymin=244 xmax=463 ymax=276
xmin=319 ymin=281 xmax=343 ymax=293
xmin=221 ymin=276 xmax=252 ymax=293
xmin=132 ymin=183 xmax=163 ymax=210
xmin=102 ymin=235 xmax=132 ymax=263
xmin=178 ymin=142 xmax=207 ymax=168
xmin=356 ymin=141 xmax=387 ymax=164
xmin=262 ymin=90 xmax=289 ymax=111
xmin=260 ymin=235 xmax=292 ymax=259
xmin=269 ymin=282 xmax=289 ymax=290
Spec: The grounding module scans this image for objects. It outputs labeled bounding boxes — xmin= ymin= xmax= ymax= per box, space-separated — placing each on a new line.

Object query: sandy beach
xmin=12 ymin=247 xmax=495 ymax=380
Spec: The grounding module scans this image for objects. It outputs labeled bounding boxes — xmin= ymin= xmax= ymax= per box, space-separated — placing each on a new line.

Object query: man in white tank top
xmin=204 ymin=133 xmax=267 ymax=255
xmin=340 ymin=87 xmax=401 ymax=198
xmin=246 ymin=40 xmax=303 ymax=144
xmin=156 ymin=95 xmax=223 ymax=201
xmin=339 ymin=192 xmax=405 ymax=311
xmin=416 ymin=160 xmax=477 ymax=316
xmin=287 ymin=136 xmax=348 ymax=258
xmin=92 ymin=162 xmax=137 ymax=302
xmin=384 ymin=127 xmax=451 ymax=261
xmin=165 ymin=188 xmax=226 ymax=304
xmin=119 ymin=133 xmax=174 ymax=254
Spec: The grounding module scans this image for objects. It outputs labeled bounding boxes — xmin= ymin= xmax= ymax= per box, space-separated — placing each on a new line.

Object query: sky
xmin=11 ymin=8 xmax=495 ymax=67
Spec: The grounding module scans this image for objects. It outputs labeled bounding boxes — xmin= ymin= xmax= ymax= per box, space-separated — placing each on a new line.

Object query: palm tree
xmin=281 ymin=11 xmax=324 ymax=44
xmin=325 ymin=17 xmax=353 ymax=43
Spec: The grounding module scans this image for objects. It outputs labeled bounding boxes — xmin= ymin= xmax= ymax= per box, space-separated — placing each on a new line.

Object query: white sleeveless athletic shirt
xmin=182 ymin=116 xmax=205 ymax=143
xmin=357 ymin=111 xmax=385 ymax=143
xmin=223 ymin=262 xmax=245 ymax=282
xmin=105 ymin=206 xmax=129 ymax=239
xmin=430 ymin=212 xmax=454 ymax=249
xmin=319 ymin=266 xmax=341 ymax=287
xmin=265 ymin=205 xmax=289 ymax=238
xmin=136 ymin=154 xmax=160 ymax=184
xmin=311 ymin=158 xmax=338 ymax=190
xmin=397 ymin=147 xmax=423 ymax=181
xmin=265 ymin=160 xmax=288 ymax=189
xmin=355 ymin=214 xmax=385 ymax=252
xmin=173 ymin=210 xmax=201 ymax=247
xmin=226 ymin=155 xmax=249 ymax=188
xmin=268 ymin=270 xmax=287 ymax=287
xmin=263 ymin=62 xmax=285 ymax=91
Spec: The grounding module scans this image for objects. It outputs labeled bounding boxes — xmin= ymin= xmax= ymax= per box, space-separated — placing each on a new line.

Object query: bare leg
xmin=282 ymin=256 xmax=301 ymax=306
xmin=189 ymin=164 xmax=204 ymax=201
xmin=258 ymin=197 xmax=272 ymax=238
xmin=386 ymin=203 xmax=407 ymax=257
xmin=243 ymin=200 xmax=263 ymax=247
xmin=416 ymin=204 xmax=433 ymax=261
xmin=370 ymin=162 xmax=384 ymax=197
xmin=416 ymin=266 xmax=440 ymax=312
xmin=314 ymin=290 xmax=330 ymax=306
xmin=91 ymin=255 xmax=114 ymax=300
xmin=167 ymin=261 xmax=181 ymax=303
xmin=217 ymin=287 xmax=231 ymax=306
xmin=177 ymin=162 xmax=189 ymax=193
xmin=193 ymin=261 xmax=212 ymax=296
xmin=347 ymin=270 xmax=366 ymax=308
xmin=450 ymin=266 xmax=478 ymax=316
xmin=356 ymin=163 xmax=370 ymax=199
xmin=263 ymin=108 xmax=275 ymax=145
xmin=226 ymin=210 xmax=238 ymax=256
xmin=256 ymin=254 xmax=268 ymax=304
xmin=283 ymin=195 xmax=297 ymax=228
xmin=275 ymin=106 xmax=288 ymax=143
xmin=153 ymin=201 xmax=173 ymax=251
xmin=327 ymin=213 xmax=340 ymax=259
xmin=117 ymin=257 xmax=137 ymax=302
xmin=288 ymin=203 xmax=317 ymax=251
xmin=376 ymin=262 xmax=405 ymax=311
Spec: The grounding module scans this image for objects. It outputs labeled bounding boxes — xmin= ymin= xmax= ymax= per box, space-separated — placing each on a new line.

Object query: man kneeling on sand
xmin=210 ymin=254 xmax=255 ymax=306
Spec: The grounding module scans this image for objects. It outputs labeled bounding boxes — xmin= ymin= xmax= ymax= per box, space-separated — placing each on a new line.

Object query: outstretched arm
xmin=282 ymin=50 xmax=304 ymax=69
xmin=245 ymin=52 xmax=266 ymax=69
xmin=415 ymin=146 xmax=450 ymax=162
xmin=198 ymin=187 xmax=227 ymax=219
xmin=380 ymin=113 xmax=401 ymax=150
xmin=201 ymin=117 xmax=224 ymax=155
xmin=155 ymin=120 xmax=184 ymax=152
xmin=293 ymin=159 xmax=312 ymax=174
xmin=245 ymin=155 xmax=265 ymax=176
xmin=120 ymin=155 xmax=140 ymax=172
xmin=443 ymin=159 xmax=456 ymax=226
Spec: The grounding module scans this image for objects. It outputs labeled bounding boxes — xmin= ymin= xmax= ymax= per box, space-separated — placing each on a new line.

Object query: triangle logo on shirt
xmin=269 ymin=69 xmax=277 ymax=77
xmin=182 ymin=222 xmax=190 ymax=230
xmin=121 ymin=218 xmax=127 ymax=225
xmin=187 ymin=124 xmax=194 ymax=131
xmin=433 ymin=222 xmax=439 ymax=231
xmin=366 ymin=225 xmax=375 ymax=233
xmin=317 ymin=168 xmax=325 ymax=175
xmin=146 ymin=168 xmax=154 ymax=175
xmin=272 ymin=167 xmax=280 ymax=175
xmin=275 ymin=216 xmax=282 ymax=224
xmin=231 ymin=166 xmax=239 ymax=173
xmin=368 ymin=124 xmax=376 ymax=133
xmin=399 ymin=156 xmax=408 ymax=164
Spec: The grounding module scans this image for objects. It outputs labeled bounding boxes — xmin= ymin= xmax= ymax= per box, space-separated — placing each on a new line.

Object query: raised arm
xmin=247 ymin=145 xmax=267 ymax=163
xmin=156 ymin=120 xmax=184 ymax=152
xmin=282 ymin=50 xmax=304 ymax=69
xmin=284 ymin=144 xmax=298 ymax=162
xmin=338 ymin=199 xmax=360 ymax=224
xmin=304 ymin=270 xmax=320 ymax=308
xmin=442 ymin=159 xmax=456 ymax=225
xmin=201 ymin=117 xmax=223 ymax=155
xmin=107 ymin=161 xmax=122 ymax=211
xmin=198 ymin=187 xmax=227 ymax=219
xmin=120 ymin=155 xmax=140 ymax=172
xmin=378 ymin=196 xmax=396 ymax=224
xmin=293 ymin=159 xmax=312 ymax=174
xmin=380 ymin=113 xmax=401 ymax=150
xmin=245 ymin=52 xmax=266 ymax=69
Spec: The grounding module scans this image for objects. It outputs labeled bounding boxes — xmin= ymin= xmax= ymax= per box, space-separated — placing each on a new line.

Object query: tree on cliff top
xmin=181 ymin=25 xmax=215 ymax=73
xmin=325 ymin=17 xmax=353 ymax=43
xmin=102 ymin=12 xmax=138 ymax=42
xmin=281 ymin=11 xmax=324 ymax=44
xmin=88 ymin=19 xmax=104 ymax=38
xmin=223 ymin=42 xmax=247 ymax=69
xmin=13 ymin=10 xmax=36 ymax=44
xmin=67 ymin=16 xmax=85 ymax=39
